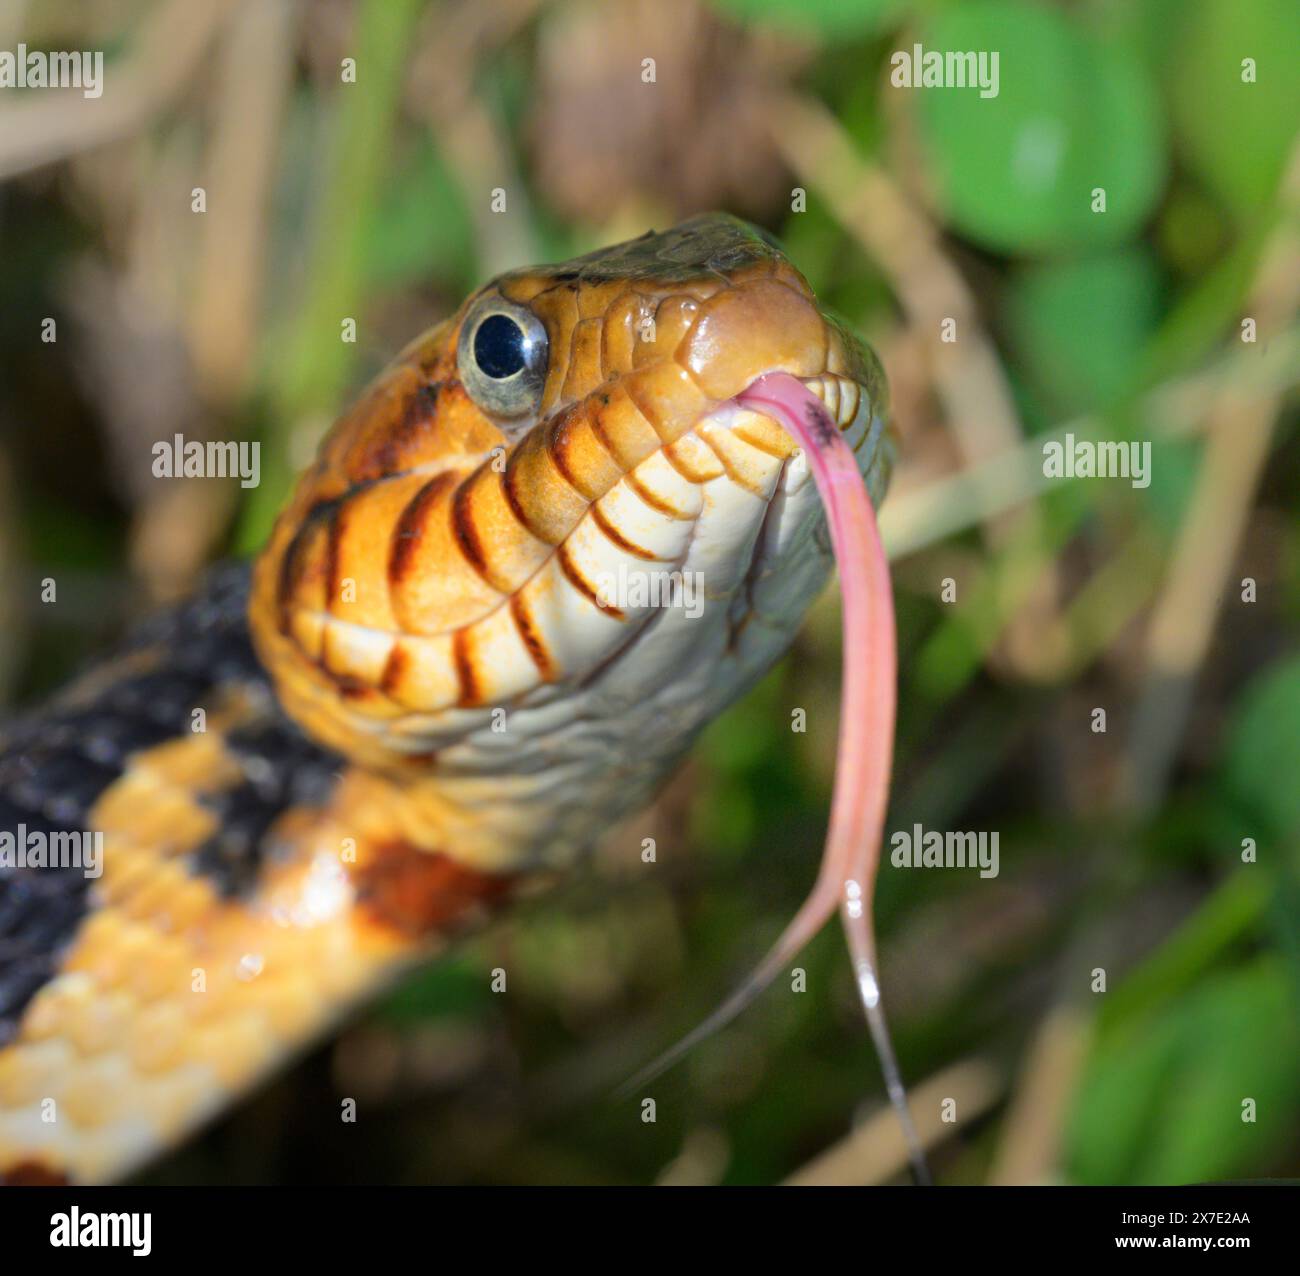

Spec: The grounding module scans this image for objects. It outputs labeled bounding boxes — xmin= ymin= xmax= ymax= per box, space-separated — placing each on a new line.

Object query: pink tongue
xmin=624 ymin=372 xmax=927 ymax=1183
xmin=734 ymin=372 xmax=896 ymax=982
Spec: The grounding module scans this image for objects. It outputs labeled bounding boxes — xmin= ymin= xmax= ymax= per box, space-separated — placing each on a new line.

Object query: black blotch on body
xmin=0 ymin=795 xmax=88 ymax=1048
xmin=190 ymin=716 xmax=339 ymax=898
xmin=0 ymin=564 xmax=342 ymax=1041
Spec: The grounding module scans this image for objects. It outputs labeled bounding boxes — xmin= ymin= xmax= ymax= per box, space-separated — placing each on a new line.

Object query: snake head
xmin=250 ymin=214 xmax=894 ymax=864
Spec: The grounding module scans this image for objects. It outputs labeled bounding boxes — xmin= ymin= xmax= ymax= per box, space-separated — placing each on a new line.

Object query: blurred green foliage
xmin=918 ymin=2 xmax=1165 ymax=253
xmin=1073 ymin=957 xmax=1300 ymax=1183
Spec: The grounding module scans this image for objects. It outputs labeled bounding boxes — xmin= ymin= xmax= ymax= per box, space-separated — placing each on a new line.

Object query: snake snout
xmin=680 ymin=277 xmax=828 ymax=400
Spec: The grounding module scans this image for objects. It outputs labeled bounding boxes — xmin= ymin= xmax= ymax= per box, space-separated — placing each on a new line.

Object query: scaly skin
xmin=0 ymin=214 xmax=894 ymax=1184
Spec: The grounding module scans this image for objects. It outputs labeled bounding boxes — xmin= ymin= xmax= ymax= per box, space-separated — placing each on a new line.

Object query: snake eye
xmin=457 ymin=296 xmax=548 ymax=421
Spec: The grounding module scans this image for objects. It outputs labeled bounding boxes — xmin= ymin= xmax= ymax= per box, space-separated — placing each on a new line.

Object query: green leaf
xmin=1140 ymin=435 xmax=1200 ymax=537
xmin=1224 ymin=654 xmax=1300 ymax=844
xmin=913 ymin=1 xmax=1165 ymax=254
xmin=1009 ymin=248 xmax=1161 ymax=415
xmin=1068 ymin=960 xmax=1300 ymax=1183
xmin=237 ymin=0 xmax=425 ymax=551
xmin=364 ymin=138 xmax=475 ymax=294
xmin=1169 ymin=0 xmax=1300 ymax=217
xmin=1140 ymin=219 xmax=1271 ymax=388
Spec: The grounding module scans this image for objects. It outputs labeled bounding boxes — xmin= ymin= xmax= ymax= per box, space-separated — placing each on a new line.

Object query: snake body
xmin=0 ymin=214 xmax=893 ymax=1183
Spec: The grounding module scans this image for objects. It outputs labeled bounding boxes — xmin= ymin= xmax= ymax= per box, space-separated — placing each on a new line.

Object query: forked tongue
xmin=623 ymin=372 xmax=929 ymax=1185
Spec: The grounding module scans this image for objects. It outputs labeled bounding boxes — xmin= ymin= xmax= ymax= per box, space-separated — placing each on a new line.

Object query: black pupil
xmin=474 ymin=313 xmax=528 ymax=379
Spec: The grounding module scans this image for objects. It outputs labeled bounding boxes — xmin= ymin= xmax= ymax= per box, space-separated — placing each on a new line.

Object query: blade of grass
xmin=237 ymin=0 xmax=425 ymax=550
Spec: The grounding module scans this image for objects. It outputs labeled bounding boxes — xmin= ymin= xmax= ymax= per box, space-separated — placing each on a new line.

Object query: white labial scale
xmin=321 ymin=616 xmax=394 ymax=686
xmin=388 ymin=632 xmax=460 ymax=716
xmin=606 ymin=449 xmax=704 ymax=533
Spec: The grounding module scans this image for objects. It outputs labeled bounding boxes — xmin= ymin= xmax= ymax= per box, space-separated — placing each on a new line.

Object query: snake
xmin=0 ymin=213 xmax=897 ymax=1185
